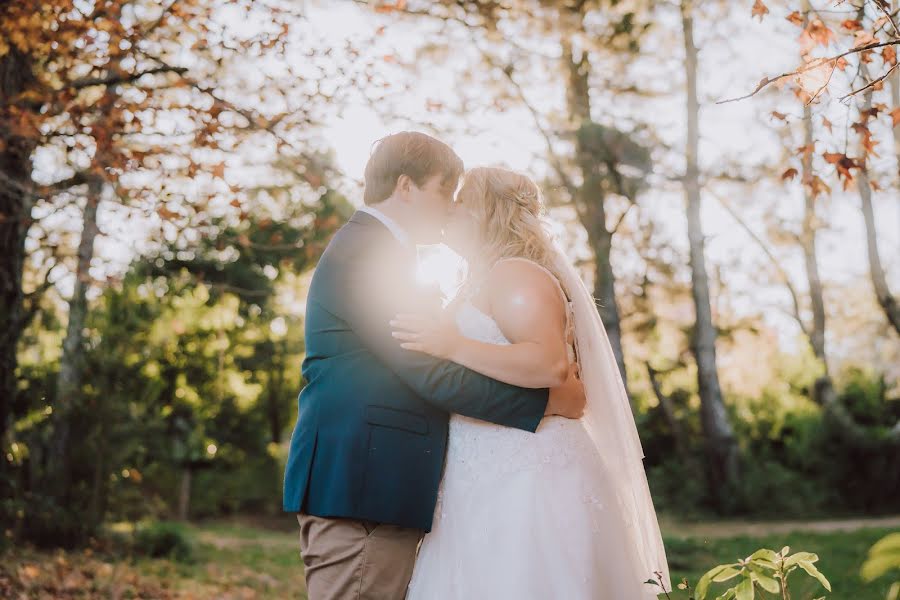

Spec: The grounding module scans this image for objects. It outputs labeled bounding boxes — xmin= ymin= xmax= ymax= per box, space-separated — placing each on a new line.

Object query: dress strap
xmin=491 ymin=257 xmax=577 ymax=366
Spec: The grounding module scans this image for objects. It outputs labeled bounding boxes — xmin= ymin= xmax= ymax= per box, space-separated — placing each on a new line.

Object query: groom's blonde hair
xmin=457 ymin=167 xmax=564 ymax=289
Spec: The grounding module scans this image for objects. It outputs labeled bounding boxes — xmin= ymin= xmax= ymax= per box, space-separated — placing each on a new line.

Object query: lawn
xmin=0 ymin=518 xmax=896 ymax=599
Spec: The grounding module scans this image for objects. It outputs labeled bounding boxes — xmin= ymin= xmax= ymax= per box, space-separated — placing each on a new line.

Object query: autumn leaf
xmin=884 ymin=46 xmax=898 ymax=66
xmin=853 ymin=31 xmax=878 ymax=49
xmin=157 ymin=206 xmax=179 ymax=221
xmin=824 ymin=152 xmax=861 ymax=189
xmin=786 ymin=11 xmax=804 ymax=27
xmin=806 ymin=19 xmax=835 ymax=48
xmin=752 ymin=0 xmax=769 ymax=21
xmin=891 ymin=107 xmax=900 ymax=128
xmin=822 ymin=116 xmax=833 ymax=133
xmin=771 ymin=111 xmax=788 ymax=121
xmin=782 ymin=167 xmax=799 ymax=181
xmin=840 ymin=19 xmax=863 ymax=31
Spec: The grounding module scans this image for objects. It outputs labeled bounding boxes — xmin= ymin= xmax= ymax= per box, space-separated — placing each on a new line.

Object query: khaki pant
xmin=297 ymin=513 xmax=423 ymax=600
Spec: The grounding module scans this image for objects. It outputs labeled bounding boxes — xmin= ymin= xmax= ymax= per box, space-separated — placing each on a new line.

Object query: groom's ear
xmin=395 ymin=174 xmax=413 ymax=199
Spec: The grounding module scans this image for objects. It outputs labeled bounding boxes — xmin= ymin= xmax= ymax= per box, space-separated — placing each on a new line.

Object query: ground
xmin=1 ymin=515 xmax=897 ymax=599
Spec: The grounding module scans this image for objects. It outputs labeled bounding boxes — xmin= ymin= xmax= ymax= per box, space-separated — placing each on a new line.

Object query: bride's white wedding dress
xmin=406 ymin=260 xmax=665 ymax=600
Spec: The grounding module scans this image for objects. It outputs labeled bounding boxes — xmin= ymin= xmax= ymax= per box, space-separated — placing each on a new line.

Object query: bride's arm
xmin=391 ymin=261 xmax=570 ymax=389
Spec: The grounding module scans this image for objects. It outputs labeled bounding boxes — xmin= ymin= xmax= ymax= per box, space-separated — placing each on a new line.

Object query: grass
xmin=0 ymin=518 xmax=896 ymax=599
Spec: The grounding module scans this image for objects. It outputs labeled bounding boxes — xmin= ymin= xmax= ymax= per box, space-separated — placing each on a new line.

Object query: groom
xmin=283 ymin=131 xmax=584 ymax=599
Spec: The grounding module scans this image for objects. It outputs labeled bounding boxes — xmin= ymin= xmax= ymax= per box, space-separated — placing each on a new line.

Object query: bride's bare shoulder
xmin=484 ymin=259 xmax=565 ymax=325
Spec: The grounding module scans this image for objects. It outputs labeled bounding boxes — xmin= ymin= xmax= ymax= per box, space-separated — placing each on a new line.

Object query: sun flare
xmin=415 ymin=244 xmax=468 ymax=305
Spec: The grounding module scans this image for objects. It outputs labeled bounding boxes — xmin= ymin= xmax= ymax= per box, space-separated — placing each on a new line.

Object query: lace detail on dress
xmin=431 ymin=300 xmax=601 ymax=526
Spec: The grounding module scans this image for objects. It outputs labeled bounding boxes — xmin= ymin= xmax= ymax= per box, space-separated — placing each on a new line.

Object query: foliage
xmin=861 ymin=532 xmax=900 ymax=600
xmin=7 ymin=191 xmax=348 ymax=545
xmin=133 ymin=521 xmax=193 ymax=562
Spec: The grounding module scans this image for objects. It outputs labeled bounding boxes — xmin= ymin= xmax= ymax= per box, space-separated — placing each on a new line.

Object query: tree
xmin=1 ymin=0 xmax=357 ymax=541
xmin=742 ymin=1 xmax=900 ymax=338
xmin=680 ymin=0 xmax=740 ymax=504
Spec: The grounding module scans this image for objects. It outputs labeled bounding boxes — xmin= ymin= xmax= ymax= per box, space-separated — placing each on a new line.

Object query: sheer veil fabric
xmin=550 ymin=246 xmax=672 ymax=596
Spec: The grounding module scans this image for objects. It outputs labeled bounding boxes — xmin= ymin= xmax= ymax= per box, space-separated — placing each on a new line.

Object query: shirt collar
xmin=357 ymin=205 xmax=411 ymax=247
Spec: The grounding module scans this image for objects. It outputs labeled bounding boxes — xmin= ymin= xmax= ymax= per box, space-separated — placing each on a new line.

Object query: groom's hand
xmin=545 ymin=364 xmax=585 ymax=419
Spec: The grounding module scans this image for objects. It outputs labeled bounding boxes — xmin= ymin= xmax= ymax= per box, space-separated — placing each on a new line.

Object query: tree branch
xmin=717 ymin=39 xmax=900 ymax=104
xmin=708 ymin=189 xmax=809 ymax=338
xmin=69 ymin=65 xmax=188 ymax=90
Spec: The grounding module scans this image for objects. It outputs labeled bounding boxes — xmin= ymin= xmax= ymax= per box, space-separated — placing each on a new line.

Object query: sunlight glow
xmin=415 ymin=244 xmax=467 ymax=305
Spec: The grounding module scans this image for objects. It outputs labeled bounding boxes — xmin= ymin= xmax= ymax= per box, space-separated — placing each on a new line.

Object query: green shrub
xmin=133 ymin=521 xmax=193 ymax=562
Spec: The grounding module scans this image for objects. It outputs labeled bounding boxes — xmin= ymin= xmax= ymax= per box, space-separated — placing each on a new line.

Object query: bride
xmin=391 ymin=167 xmax=671 ymax=599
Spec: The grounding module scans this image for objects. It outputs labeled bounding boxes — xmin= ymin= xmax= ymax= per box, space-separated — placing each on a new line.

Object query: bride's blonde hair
xmin=457 ymin=166 xmax=564 ymax=290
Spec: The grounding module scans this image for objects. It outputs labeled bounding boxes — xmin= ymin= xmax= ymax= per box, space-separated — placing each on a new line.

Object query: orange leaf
xmin=840 ymin=19 xmax=863 ymax=31
xmin=771 ymin=111 xmax=788 ymax=121
xmin=157 ymin=206 xmax=179 ymax=221
xmin=782 ymin=167 xmax=799 ymax=181
xmin=786 ymin=11 xmax=804 ymax=27
xmin=891 ymin=107 xmax=900 ymax=127
xmin=884 ymin=46 xmax=897 ymax=66
xmin=822 ymin=116 xmax=833 ymax=133
xmin=823 ymin=152 xmax=844 ymax=164
xmin=751 ymin=0 xmax=769 ymax=20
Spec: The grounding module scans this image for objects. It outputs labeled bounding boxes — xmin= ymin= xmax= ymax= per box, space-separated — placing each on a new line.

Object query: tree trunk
xmin=178 ymin=467 xmax=192 ymax=521
xmin=268 ymin=343 xmax=285 ymax=445
xmin=646 ymin=363 xmax=689 ymax=456
xmin=797 ymin=32 xmax=830 ymax=365
xmin=858 ymin=33 xmax=900 ymax=335
xmin=48 ymin=176 xmax=102 ymax=497
xmin=857 ymin=157 xmax=900 ymax=335
xmin=892 ymin=0 xmax=900 ymax=198
xmin=681 ymin=0 xmax=740 ymax=503
xmin=0 ymin=48 xmax=37 ymax=461
xmin=562 ymin=37 xmax=629 ymax=388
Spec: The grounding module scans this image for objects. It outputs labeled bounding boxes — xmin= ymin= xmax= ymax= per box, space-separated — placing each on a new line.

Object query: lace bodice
xmin=434 ymin=298 xmax=601 ymax=515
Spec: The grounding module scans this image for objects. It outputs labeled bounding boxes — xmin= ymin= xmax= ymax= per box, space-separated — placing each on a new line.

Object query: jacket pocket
xmin=365 ymin=405 xmax=429 ymax=435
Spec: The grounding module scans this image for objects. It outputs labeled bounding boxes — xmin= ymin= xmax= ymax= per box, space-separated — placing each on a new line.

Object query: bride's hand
xmin=390 ymin=311 xmax=463 ymax=360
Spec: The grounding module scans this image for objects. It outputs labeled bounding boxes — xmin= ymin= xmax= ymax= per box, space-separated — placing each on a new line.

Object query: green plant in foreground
xmin=676 ymin=546 xmax=831 ymax=600
xmin=860 ymin=532 xmax=900 ymax=600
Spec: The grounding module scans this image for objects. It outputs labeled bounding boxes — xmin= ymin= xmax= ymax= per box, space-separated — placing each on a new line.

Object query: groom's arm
xmin=317 ymin=244 xmax=548 ymax=432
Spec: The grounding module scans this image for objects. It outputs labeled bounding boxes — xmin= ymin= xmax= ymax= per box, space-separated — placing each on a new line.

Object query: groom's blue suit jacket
xmin=283 ymin=210 xmax=549 ymax=531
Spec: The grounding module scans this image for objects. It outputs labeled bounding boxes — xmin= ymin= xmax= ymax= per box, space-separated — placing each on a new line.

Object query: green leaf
xmin=715 ymin=589 xmax=736 ymax=600
xmin=697 ymin=564 xmax=740 ymax=600
xmin=798 ymin=560 xmax=832 ymax=592
xmin=784 ymin=552 xmax=818 ymax=567
xmin=748 ymin=549 xmax=778 ymax=564
xmin=870 ymin=533 xmax=900 ymax=554
xmin=749 ymin=558 xmax=778 ymax=571
xmin=735 ymin=578 xmax=754 ymax=600
xmin=712 ymin=567 xmax=743 ymax=582
xmin=748 ymin=565 xmax=780 ymax=593
xmin=860 ymin=553 xmax=900 ymax=581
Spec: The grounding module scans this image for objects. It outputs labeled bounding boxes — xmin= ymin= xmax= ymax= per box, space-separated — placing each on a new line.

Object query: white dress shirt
xmin=358 ymin=205 xmax=411 ymax=247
